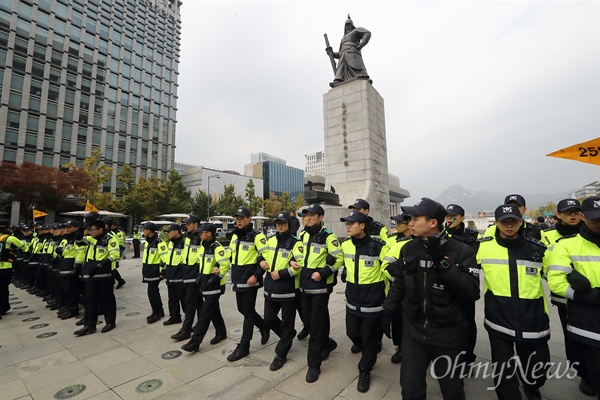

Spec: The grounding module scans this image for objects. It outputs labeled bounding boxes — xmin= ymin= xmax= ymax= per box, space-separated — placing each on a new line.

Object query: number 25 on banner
xmin=546 ymin=138 xmax=600 ymax=166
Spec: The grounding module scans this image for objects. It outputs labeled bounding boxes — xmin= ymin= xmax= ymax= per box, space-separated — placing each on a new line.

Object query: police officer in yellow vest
xmin=0 ymin=219 xmax=24 ymax=317
xmin=477 ymin=204 xmax=550 ymax=400
xmin=548 ymin=196 xmax=600 ymax=398
xmin=132 ymin=226 xmax=141 ymax=258
xmin=484 ymin=194 xmax=542 ymax=240
xmin=160 ymin=223 xmax=187 ymax=326
xmin=75 ymin=219 xmax=121 ymax=336
xmin=181 ymin=223 xmax=231 ymax=353
xmin=299 ymin=203 xmax=344 ymax=383
xmin=382 ymin=212 xmax=412 ymax=364
xmin=141 ymin=222 xmax=167 ymax=324
xmin=341 ymin=210 xmax=389 ymax=393
xmin=257 ymin=212 xmax=304 ymax=371
xmin=104 ymin=219 xmax=126 ymax=289
xmin=56 ymin=220 xmax=82 ymax=320
xmin=348 ymin=198 xmax=388 ymax=241
xmin=227 ymin=207 xmax=270 ymax=362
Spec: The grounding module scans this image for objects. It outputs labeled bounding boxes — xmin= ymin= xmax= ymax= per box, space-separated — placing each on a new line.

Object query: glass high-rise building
xmin=0 ymin=0 xmax=181 ymax=194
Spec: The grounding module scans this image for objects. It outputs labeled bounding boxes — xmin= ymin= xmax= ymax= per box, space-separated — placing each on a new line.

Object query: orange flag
xmin=33 ymin=209 xmax=48 ymax=219
xmin=85 ymin=200 xmax=100 ymax=212
xmin=546 ymin=137 xmax=600 ymax=166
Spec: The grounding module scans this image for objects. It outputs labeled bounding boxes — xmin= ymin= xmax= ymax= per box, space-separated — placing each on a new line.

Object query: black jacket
xmin=383 ymin=237 xmax=480 ymax=348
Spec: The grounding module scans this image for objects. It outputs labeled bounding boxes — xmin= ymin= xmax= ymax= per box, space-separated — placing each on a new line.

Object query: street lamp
xmin=206 ymin=174 xmax=220 ymax=221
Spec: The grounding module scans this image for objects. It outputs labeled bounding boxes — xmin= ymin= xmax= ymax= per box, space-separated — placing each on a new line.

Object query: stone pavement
xmin=0 ymin=253 xmax=592 ymax=400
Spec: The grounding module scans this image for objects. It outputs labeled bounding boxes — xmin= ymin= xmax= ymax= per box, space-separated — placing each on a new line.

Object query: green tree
xmin=120 ymin=176 xmax=166 ymax=223
xmin=280 ymin=192 xmax=292 ymax=212
xmin=64 ymin=148 xmax=112 ymax=208
xmin=116 ymin=164 xmax=135 ymax=197
xmin=263 ymin=192 xmax=282 ymax=218
xmin=160 ymin=170 xmax=192 ymax=213
xmin=536 ymin=201 xmax=557 ymax=219
xmin=191 ymin=189 xmax=212 ymax=221
xmin=244 ymin=179 xmax=264 ymax=215
xmin=213 ymin=184 xmax=244 ymax=216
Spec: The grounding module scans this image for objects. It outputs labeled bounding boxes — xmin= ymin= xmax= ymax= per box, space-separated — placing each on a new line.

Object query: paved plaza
xmin=0 ymin=252 xmax=592 ymax=400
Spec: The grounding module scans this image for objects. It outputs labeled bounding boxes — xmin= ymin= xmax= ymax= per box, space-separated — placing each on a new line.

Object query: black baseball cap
xmin=340 ymin=211 xmax=369 ymax=223
xmin=165 ymin=223 xmax=181 ymax=232
xmin=391 ymin=212 xmax=411 ymax=223
xmin=88 ymin=220 xmax=105 ymax=230
xmin=348 ymin=199 xmax=370 ymax=210
xmin=183 ymin=214 xmax=201 ymax=224
xmin=302 ymin=204 xmax=325 ymax=216
xmin=102 ymin=218 xmax=115 ymax=227
xmin=274 ymin=212 xmax=291 ymax=224
xmin=142 ymin=222 xmax=157 ymax=232
xmin=557 ymin=199 xmax=581 ymax=213
xmin=504 ymin=194 xmax=526 ymax=206
xmin=195 ymin=223 xmax=216 ymax=234
xmin=495 ymin=204 xmax=522 ymax=221
xmin=52 ymin=222 xmax=64 ymax=229
xmin=401 ymin=197 xmax=446 ymax=223
xmin=64 ymin=220 xmax=80 ymax=228
xmin=234 ymin=207 xmax=251 ymax=217
xmin=446 ymin=204 xmax=465 ymax=217
xmin=581 ymin=196 xmax=600 ymax=219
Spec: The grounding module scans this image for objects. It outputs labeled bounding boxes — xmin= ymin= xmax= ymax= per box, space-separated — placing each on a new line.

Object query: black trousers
xmin=488 ymin=333 xmax=550 ymax=400
xmin=400 ymin=333 xmax=466 ymax=400
xmin=0 ymin=269 xmax=13 ymax=314
xmin=346 ymin=310 xmax=382 ymax=371
xmin=133 ymin=240 xmax=140 ymax=258
xmin=191 ymin=294 xmax=226 ymax=342
xmin=167 ymin=284 xmax=186 ymax=319
xmin=579 ymin=343 xmax=600 ymax=399
xmin=557 ymin=305 xmax=590 ymax=381
xmin=264 ymin=299 xmax=296 ymax=358
xmin=84 ymin=279 xmax=116 ymax=326
xmin=112 ymin=268 xmax=125 ymax=284
xmin=464 ymin=301 xmax=477 ymax=362
xmin=182 ymin=283 xmax=201 ymax=332
xmin=235 ymin=289 xmax=265 ymax=347
xmin=26 ymin=260 xmax=38 ymax=287
xmin=61 ymin=275 xmax=80 ymax=313
xmin=146 ymin=280 xmax=163 ymax=314
xmin=301 ymin=292 xmax=330 ymax=369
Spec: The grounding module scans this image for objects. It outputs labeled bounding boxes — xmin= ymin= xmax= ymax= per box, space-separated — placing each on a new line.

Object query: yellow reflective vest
xmin=230 ymin=226 xmax=268 ymax=291
xmin=261 ymin=232 xmax=304 ymax=301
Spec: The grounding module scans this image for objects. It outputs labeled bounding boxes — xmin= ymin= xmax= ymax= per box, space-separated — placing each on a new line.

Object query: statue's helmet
xmin=345 ymin=14 xmax=355 ymax=29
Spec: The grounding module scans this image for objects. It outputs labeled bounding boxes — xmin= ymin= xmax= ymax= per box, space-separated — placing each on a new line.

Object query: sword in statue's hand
xmin=324 ymin=34 xmax=337 ymax=74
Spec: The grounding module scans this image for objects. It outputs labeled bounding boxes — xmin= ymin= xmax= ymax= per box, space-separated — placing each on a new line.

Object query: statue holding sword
xmin=324 ymin=15 xmax=372 ymax=88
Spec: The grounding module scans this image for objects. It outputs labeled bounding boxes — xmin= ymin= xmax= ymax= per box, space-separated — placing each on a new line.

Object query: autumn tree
xmin=119 ymin=176 xmax=165 ymax=223
xmin=263 ymin=192 xmax=283 ymax=218
xmin=295 ymin=193 xmax=305 ymax=210
xmin=0 ymin=161 xmax=91 ymax=220
xmin=63 ymin=148 xmax=112 ymax=209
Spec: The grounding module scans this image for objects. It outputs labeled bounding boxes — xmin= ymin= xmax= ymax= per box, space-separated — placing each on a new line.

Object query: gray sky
xmin=174 ymin=1 xmax=600 ymax=203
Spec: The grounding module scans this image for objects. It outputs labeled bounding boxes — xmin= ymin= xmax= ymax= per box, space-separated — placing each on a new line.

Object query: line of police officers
xmin=2 ymin=194 xmax=599 ymax=398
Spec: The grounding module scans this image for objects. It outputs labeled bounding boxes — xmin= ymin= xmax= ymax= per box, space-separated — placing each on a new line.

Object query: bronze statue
xmin=325 ymin=15 xmax=372 ymax=88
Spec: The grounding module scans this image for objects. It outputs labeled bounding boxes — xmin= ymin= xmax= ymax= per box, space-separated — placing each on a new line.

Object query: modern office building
xmin=244 ymin=152 xmax=304 ymax=201
xmin=570 ymin=181 xmax=600 ymax=199
xmin=0 ymin=0 xmax=181 ymax=196
xmin=305 ymin=151 xmax=325 ymax=175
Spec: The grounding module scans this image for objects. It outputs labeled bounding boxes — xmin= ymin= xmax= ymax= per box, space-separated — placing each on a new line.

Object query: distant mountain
xmin=434 ymin=184 xmax=574 ymax=217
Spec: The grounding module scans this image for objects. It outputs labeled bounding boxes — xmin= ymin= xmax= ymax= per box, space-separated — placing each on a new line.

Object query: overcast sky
xmin=174 ymin=1 xmax=600 ymax=203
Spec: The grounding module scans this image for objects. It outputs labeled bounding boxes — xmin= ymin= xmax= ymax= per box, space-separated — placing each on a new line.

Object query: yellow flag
xmin=546 ymin=137 xmax=600 ymax=166
xmin=33 ymin=209 xmax=48 ymax=219
xmin=85 ymin=200 xmax=100 ymax=212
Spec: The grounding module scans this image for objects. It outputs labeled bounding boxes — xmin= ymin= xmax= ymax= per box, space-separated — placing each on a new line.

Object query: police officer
xmin=75 ymin=219 xmax=120 ymax=336
xmin=227 ymin=207 xmax=270 ymax=362
xmin=104 ymin=219 xmax=126 ymax=289
xmin=132 ymin=226 xmax=141 ymax=258
xmin=340 ymin=211 xmax=388 ymax=392
xmin=257 ymin=212 xmax=304 ymax=371
xmin=160 ymin=223 xmax=187 ymax=326
xmin=548 ymin=196 xmax=600 ymax=398
xmin=171 ymin=214 xmax=203 ymax=341
xmin=485 ymin=194 xmax=542 ymax=240
xmin=299 ymin=204 xmax=344 ymax=383
xmin=348 ymin=198 xmax=388 ymax=241
xmin=141 ymin=222 xmax=167 ymax=324
xmin=381 ymin=212 xmax=412 ymax=364
xmin=0 ymin=219 xmax=24 ymax=317
xmin=182 ymin=223 xmax=231 ymax=352
xmin=383 ymin=198 xmax=480 ymax=400
xmin=445 ymin=203 xmax=481 ymax=368
xmin=478 ymin=204 xmax=550 ymax=400
xmin=24 ymin=222 xmax=42 ymax=291
xmin=56 ymin=221 xmax=81 ymax=320
xmin=46 ymin=222 xmax=65 ymax=310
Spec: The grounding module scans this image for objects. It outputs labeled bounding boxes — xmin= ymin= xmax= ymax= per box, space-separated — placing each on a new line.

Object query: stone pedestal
xmin=323 ymin=80 xmax=390 ymax=237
